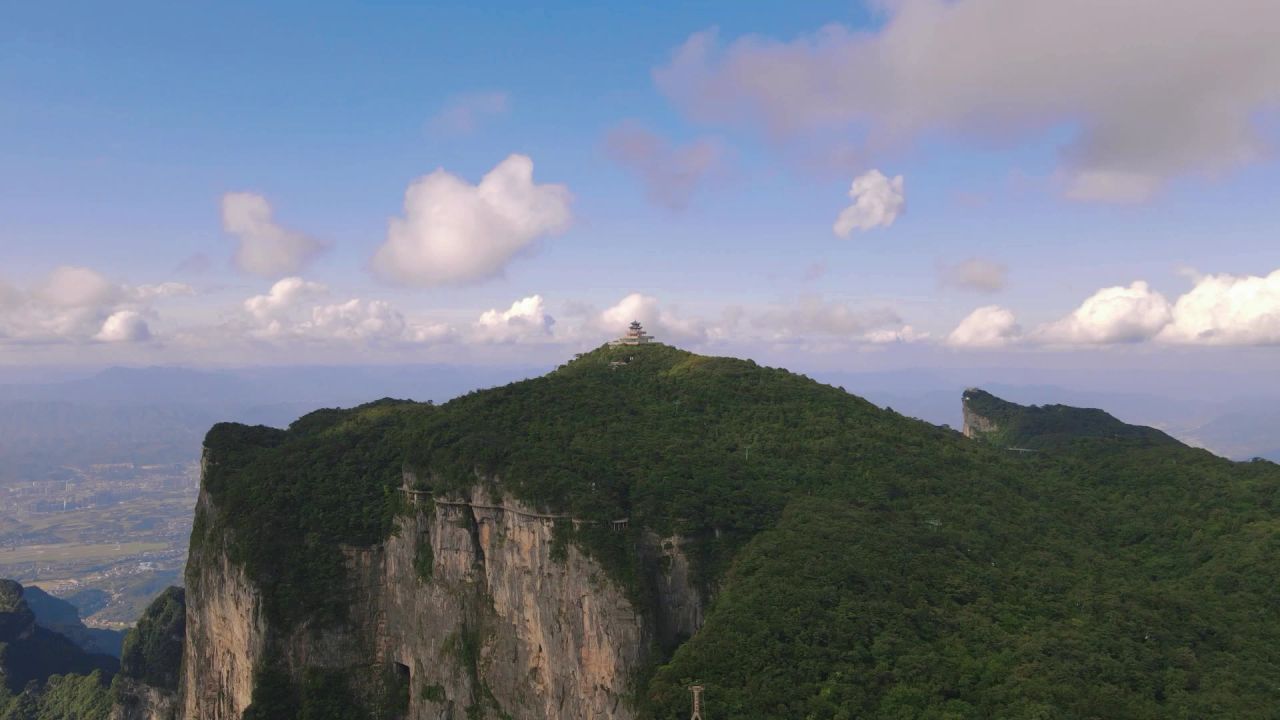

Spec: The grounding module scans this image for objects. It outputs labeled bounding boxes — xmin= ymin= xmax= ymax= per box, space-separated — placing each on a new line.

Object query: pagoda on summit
xmin=609 ymin=320 xmax=655 ymax=346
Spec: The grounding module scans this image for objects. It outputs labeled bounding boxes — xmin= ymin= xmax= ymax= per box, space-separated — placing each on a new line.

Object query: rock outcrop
xmin=175 ymin=473 xmax=701 ymax=720
xmin=961 ymin=388 xmax=999 ymax=439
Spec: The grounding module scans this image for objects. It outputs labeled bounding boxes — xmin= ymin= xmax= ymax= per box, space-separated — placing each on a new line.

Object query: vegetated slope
xmin=200 ymin=345 xmax=1280 ymax=718
xmin=0 ymin=579 xmax=116 ymax=719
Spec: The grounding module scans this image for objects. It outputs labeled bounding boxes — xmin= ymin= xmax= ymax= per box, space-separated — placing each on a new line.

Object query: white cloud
xmin=1037 ymin=281 xmax=1172 ymax=344
xmin=95 ymin=311 xmax=151 ymax=343
xmin=947 ymin=305 xmax=1021 ymax=347
xmin=833 ymin=170 xmax=905 ymax=237
xmin=604 ymin=122 xmax=728 ymax=211
xmin=428 ymin=92 xmax=510 ymax=135
xmin=656 ymin=2 xmax=1280 ymax=201
xmin=752 ymin=296 xmax=903 ymax=339
xmin=221 ymin=192 xmax=325 ymax=277
xmin=38 ymin=266 xmax=121 ymax=308
xmin=474 ymin=295 xmax=555 ymax=342
xmin=1158 ymin=269 xmax=1280 ymax=345
xmin=304 ymin=299 xmax=407 ymax=342
xmin=243 ymin=277 xmax=328 ymax=327
xmin=0 ymin=267 xmax=177 ymax=344
xmin=131 ymin=282 xmax=196 ymax=302
xmin=864 ymin=325 xmax=928 ymax=344
xmin=372 ymin=154 xmax=573 ymax=287
xmin=240 ymin=277 xmax=451 ymax=345
xmin=599 ymin=293 xmax=706 ymax=344
xmin=940 ymin=258 xmax=1007 ymax=293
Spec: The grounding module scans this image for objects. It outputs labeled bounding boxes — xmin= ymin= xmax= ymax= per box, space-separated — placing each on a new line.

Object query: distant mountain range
xmin=0 ymin=364 xmax=545 ymax=481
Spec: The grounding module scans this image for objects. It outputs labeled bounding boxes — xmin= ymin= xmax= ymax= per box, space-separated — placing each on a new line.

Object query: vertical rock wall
xmin=176 ymin=479 xmax=702 ymax=720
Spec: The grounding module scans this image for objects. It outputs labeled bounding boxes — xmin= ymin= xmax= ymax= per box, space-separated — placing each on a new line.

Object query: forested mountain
xmin=0 ymin=579 xmax=117 ymax=719
xmin=127 ymin=344 xmax=1280 ymax=718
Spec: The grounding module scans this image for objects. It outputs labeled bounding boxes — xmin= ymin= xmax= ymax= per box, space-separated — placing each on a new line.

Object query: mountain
xmin=959 ymin=387 xmax=1181 ymax=448
xmin=115 ymin=345 xmax=1280 ymax=719
xmin=0 ymin=579 xmax=118 ymax=720
xmin=21 ymin=585 xmax=125 ymax=658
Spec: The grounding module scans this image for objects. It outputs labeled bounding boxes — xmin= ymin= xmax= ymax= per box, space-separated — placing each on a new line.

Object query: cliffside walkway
xmin=403 ymin=488 xmax=628 ymax=528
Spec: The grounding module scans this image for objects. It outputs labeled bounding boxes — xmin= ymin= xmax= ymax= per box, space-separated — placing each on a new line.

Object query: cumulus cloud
xmin=947 ymin=305 xmax=1021 ymax=347
xmin=833 ymin=170 xmax=904 ymax=237
xmin=243 ymin=277 xmax=328 ymax=328
xmin=0 ymin=267 xmax=179 ymax=344
xmin=305 ymin=299 xmax=408 ymax=342
xmin=222 ymin=192 xmax=325 ymax=276
xmin=656 ymin=2 xmax=1280 ymax=201
xmin=940 ymin=258 xmax=1008 ymax=293
xmin=864 ymin=325 xmax=928 ymax=344
xmin=474 ymin=295 xmax=555 ymax=342
xmin=1038 ymin=281 xmax=1172 ymax=344
xmin=240 ymin=277 xmax=449 ymax=345
xmin=1158 ymin=269 xmax=1280 ymax=345
xmin=604 ymin=122 xmax=728 ymax=210
xmin=428 ymin=92 xmax=510 ymax=135
xmin=948 ymin=267 xmax=1280 ymax=348
xmin=95 ymin=311 xmax=151 ymax=343
xmin=599 ymin=293 xmax=707 ymax=344
xmin=371 ymin=154 xmax=573 ymax=287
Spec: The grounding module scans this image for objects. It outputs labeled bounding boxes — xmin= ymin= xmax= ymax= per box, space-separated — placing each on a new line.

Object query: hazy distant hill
xmin=21 ymin=585 xmax=125 ymax=658
xmin=0 ymin=364 xmax=543 ymax=481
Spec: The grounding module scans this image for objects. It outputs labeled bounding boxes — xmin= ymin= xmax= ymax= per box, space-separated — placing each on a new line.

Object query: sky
xmin=2 ymin=0 xmax=1279 ymax=378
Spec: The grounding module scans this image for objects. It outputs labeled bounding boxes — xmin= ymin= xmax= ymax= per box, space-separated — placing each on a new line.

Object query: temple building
xmin=609 ymin=320 xmax=655 ymax=346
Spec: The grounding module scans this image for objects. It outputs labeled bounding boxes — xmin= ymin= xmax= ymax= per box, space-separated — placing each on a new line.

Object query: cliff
xmin=178 ymin=477 xmax=699 ymax=720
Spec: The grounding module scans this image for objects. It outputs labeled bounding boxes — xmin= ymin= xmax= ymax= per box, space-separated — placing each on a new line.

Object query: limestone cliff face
xmin=177 ymin=473 xmax=702 ymax=720
xmin=112 ymin=678 xmax=180 ymax=720
xmin=180 ymin=487 xmax=267 ymax=720
xmin=961 ymin=389 xmax=999 ymax=439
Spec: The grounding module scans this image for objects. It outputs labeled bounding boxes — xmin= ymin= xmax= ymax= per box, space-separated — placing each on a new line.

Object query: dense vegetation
xmin=0 ymin=580 xmax=114 ymax=720
xmin=962 ymin=387 xmax=1177 ymax=449
xmin=199 ymin=344 xmax=1280 ymax=717
xmin=118 ymin=587 xmax=185 ymax=691
xmin=0 ymin=671 xmax=112 ymax=720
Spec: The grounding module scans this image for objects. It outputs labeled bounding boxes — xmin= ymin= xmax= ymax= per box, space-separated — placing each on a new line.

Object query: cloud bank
xmin=949 ymin=268 xmax=1280 ymax=349
xmin=656 ymin=0 xmax=1280 ymax=201
xmin=0 ymin=267 xmax=191 ymax=345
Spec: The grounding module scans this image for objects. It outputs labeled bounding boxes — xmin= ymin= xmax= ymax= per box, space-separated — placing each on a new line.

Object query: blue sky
xmin=2 ymin=0 xmax=1278 ymax=373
